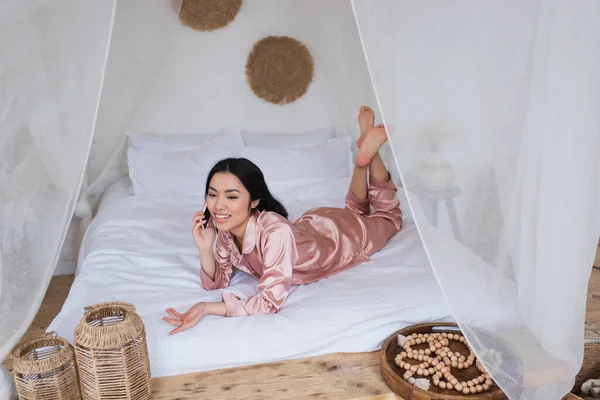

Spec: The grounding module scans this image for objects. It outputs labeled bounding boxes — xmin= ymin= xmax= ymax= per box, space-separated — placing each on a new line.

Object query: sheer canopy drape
xmin=0 ymin=0 xmax=115 ymax=360
xmin=352 ymin=1 xmax=600 ymax=398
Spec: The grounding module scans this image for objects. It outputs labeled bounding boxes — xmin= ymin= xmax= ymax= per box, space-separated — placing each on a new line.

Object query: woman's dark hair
xmin=205 ymin=158 xmax=289 ymax=219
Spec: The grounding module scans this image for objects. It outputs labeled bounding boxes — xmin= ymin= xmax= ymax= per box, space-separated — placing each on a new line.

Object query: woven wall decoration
xmin=11 ymin=332 xmax=82 ymax=400
xmin=73 ymin=302 xmax=151 ymax=400
xmin=178 ymin=0 xmax=242 ymax=31
xmin=246 ymin=36 xmax=314 ymax=105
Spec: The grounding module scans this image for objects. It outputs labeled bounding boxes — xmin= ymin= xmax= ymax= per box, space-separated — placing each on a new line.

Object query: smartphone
xmin=201 ymin=204 xmax=210 ymax=230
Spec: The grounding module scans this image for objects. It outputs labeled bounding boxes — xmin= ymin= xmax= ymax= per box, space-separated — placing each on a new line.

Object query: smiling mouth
xmin=213 ymin=214 xmax=231 ymax=223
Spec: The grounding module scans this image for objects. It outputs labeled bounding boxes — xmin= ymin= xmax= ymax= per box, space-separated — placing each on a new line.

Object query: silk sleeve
xmin=222 ymin=222 xmax=298 ymax=316
xmin=200 ymin=232 xmax=233 ymax=290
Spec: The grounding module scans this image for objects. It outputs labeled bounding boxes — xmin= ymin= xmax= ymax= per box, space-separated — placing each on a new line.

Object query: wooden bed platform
xmin=4 ymin=268 xmax=600 ymax=399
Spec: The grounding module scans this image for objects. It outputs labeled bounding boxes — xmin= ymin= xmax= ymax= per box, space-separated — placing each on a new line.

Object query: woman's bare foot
xmin=357 ymin=106 xmax=374 ymax=147
xmin=356 ymin=124 xmax=388 ymax=167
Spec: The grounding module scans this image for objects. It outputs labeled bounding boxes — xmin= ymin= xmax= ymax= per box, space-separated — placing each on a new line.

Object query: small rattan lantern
xmin=73 ymin=302 xmax=151 ymax=400
xmin=11 ymin=331 xmax=82 ymax=400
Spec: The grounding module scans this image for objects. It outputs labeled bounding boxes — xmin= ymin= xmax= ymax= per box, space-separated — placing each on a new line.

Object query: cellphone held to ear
xmin=201 ymin=204 xmax=210 ymax=230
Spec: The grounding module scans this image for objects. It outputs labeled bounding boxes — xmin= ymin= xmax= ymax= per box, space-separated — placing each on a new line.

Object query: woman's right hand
xmin=192 ymin=206 xmax=216 ymax=251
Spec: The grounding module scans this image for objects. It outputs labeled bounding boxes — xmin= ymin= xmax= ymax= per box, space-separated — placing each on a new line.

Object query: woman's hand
xmin=192 ymin=205 xmax=216 ymax=251
xmin=163 ymin=303 xmax=207 ymax=335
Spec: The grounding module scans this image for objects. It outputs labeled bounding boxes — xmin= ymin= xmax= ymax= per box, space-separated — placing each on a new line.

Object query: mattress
xmin=49 ymin=177 xmax=454 ymax=378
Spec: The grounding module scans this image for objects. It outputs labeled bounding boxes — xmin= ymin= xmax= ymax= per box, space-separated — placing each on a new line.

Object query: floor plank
xmin=587 ymin=267 xmax=600 ymax=326
xmin=4 ymin=269 xmax=599 ymax=399
xmin=150 ymin=352 xmax=392 ymax=400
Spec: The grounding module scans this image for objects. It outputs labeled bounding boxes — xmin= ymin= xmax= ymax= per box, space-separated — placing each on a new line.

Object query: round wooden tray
xmin=380 ymin=322 xmax=508 ymax=400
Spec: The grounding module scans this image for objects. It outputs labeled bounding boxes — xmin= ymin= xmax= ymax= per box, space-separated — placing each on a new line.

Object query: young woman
xmin=163 ymin=106 xmax=401 ymax=335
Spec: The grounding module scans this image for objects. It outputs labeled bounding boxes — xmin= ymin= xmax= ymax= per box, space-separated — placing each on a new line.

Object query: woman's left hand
xmin=163 ymin=303 xmax=207 ymax=335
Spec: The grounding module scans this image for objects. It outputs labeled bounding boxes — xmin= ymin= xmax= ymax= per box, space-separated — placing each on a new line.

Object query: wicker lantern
xmin=73 ymin=302 xmax=151 ymax=400
xmin=11 ymin=331 xmax=82 ymax=400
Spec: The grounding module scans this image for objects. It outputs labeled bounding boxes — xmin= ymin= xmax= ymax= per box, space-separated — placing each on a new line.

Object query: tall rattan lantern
xmin=73 ymin=302 xmax=151 ymax=400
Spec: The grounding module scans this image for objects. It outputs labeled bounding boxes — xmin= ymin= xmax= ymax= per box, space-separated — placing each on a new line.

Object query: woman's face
xmin=206 ymin=172 xmax=256 ymax=238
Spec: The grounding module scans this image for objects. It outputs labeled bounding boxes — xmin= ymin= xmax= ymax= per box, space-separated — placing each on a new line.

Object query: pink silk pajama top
xmin=200 ymin=176 xmax=403 ymax=317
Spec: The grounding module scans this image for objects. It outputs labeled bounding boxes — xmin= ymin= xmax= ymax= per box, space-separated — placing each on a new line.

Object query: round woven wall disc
xmin=178 ymin=0 xmax=242 ymax=31
xmin=246 ymin=36 xmax=314 ymax=105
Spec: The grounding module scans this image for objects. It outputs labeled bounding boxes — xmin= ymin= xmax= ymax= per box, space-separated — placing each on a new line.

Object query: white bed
xmin=49 ymin=176 xmax=454 ymax=378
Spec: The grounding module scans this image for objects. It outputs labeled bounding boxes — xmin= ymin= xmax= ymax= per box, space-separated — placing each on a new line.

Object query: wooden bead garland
xmin=394 ymin=332 xmax=494 ymax=395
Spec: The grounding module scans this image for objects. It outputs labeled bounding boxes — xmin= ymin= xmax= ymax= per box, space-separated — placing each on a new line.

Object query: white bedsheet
xmin=50 ymin=178 xmax=454 ymax=378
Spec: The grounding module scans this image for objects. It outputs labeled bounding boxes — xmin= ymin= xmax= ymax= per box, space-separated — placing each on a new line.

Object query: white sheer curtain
xmin=352 ymin=1 xmax=600 ymax=399
xmin=0 ymin=0 xmax=115 ymax=362
xmin=84 ymin=0 xmax=183 ymax=204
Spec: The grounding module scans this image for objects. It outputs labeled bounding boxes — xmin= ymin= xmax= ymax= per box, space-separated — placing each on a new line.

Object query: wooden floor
xmin=4 ymin=268 xmax=600 ymax=399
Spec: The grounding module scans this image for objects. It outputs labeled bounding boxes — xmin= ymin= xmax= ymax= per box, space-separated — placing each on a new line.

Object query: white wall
xmin=87 ymin=0 xmax=378 ymax=183
xmin=134 ymin=2 xmax=342 ymax=135
xmin=57 ymin=0 xmax=381 ymax=275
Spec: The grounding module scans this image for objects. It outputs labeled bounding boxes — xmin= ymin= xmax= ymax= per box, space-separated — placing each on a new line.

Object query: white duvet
xmin=49 ymin=178 xmax=454 ymax=378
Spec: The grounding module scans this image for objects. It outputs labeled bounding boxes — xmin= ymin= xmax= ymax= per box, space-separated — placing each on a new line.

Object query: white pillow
xmin=128 ymin=135 xmax=243 ymax=196
xmin=127 ymin=129 xmax=242 ymax=153
xmin=241 ymin=127 xmax=335 ymax=148
xmin=241 ymin=136 xmax=353 ymax=183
